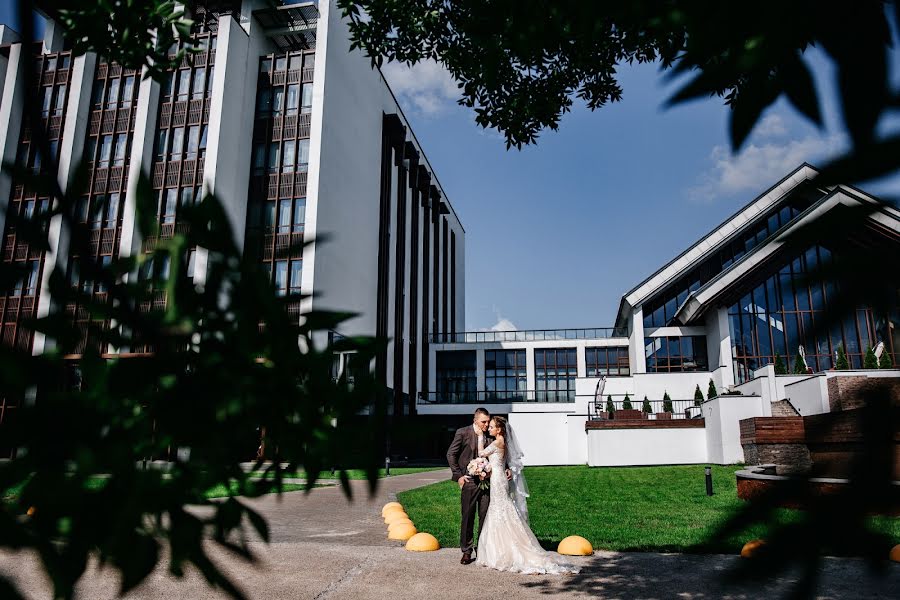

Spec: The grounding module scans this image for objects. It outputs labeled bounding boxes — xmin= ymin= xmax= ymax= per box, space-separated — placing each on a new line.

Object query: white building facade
xmin=422 ymin=164 xmax=900 ymax=466
xmin=0 ymin=0 xmax=465 ymax=443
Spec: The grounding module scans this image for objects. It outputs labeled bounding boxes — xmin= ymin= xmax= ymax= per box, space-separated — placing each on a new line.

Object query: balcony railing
xmin=420 ymin=390 xmax=575 ymax=404
xmin=587 ymin=395 xmax=703 ymax=421
xmin=431 ymin=327 xmax=628 ymax=344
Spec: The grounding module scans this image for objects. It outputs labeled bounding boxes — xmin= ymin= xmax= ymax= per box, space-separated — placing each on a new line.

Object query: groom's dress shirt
xmin=473 ymin=424 xmax=484 ymax=454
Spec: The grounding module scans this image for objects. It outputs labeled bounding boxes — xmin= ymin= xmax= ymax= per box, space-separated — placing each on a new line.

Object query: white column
xmin=32 ymin=53 xmax=96 ymax=355
xmin=630 ymin=307 xmax=647 ymax=373
xmin=196 ymin=14 xmax=251 ymax=285
xmin=0 ymin=26 xmax=21 ymax=102
xmin=525 ymin=347 xmax=536 ymax=394
xmin=708 ymin=306 xmax=735 ymax=389
xmin=0 ymin=42 xmax=25 ymax=238
xmin=119 ymin=70 xmax=160 ymax=262
xmin=41 ymin=18 xmax=65 ymax=54
xmin=576 ymin=343 xmax=586 ymax=378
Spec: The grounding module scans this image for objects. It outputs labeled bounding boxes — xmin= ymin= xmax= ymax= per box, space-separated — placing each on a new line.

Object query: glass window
xmin=286 ymin=84 xmax=299 ymax=114
xmin=192 ymin=67 xmax=205 ymax=99
xmin=289 ymin=261 xmax=302 ymax=293
xmin=256 ymin=88 xmax=272 ymax=114
xmin=186 ymin=125 xmax=200 ymax=159
xmin=484 ymin=350 xmax=526 ymax=401
xmin=91 ymin=80 xmax=104 ymax=107
xmin=161 ymin=188 xmax=177 ymax=224
xmin=272 ymin=87 xmax=284 ymax=114
xmin=180 ymin=187 xmax=194 ymax=207
xmin=274 ymin=260 xmax=288 ymax=295
xmin=42 ymin=87 xmax=52 ymax=115
xmin=98 ymin=135 xmax=113 ymax=166
xmin=645 ymin=336 xmax=708 ymax=373
xmin=113 ymin=133 xmax=128 ymax=166
xmin=155 ymin=129 xmax=168 ymax=160
xmin=75 ymin=196 xmax=89 ymax=223
xmin=436 ymin=351 xmax=477 ymax=403
xmin=106 ymin=77 xmax=120 ymax=107
xmin=252 ymin=143 xmax=266 ymax=170
xmin=198 ymin=125 xmax=207 ymax=157
xmin=259 ymin=58 xmax=272 ymax=73
xmin=297 ymin=139 xmax=310 ymax=166
xmin=105 ymin=193 xmax=120 ymax=227
xmin=289 ymin=54 xmax=303 ymax=71
xmin=24 ymin=261 xmax=41 ymax=296
xmin=301 ymin=82 xmax=313 ymax=112
xmin=535 ymin=348 xmax=577 ymax=402
xmin=53 ymin=85 xmax=67 ymax=115
xmin=274 ymin=56 xmax=287 ymax=71
xmin=263 ymin=202 xmax=276 ymax=231
xmin=292 ymin=198 xmax=306 ymax=232
xmin=161 ymin=71 xmax=175 ymax=99
xmin=278 ymin=199 xmax=292 ymax=232
xmin=170 ymin=127 xmax=184 ymax=159
xmin=60 ymin=55 xmax=70 ymax=70
xmin=205 ymin=66 xmax=215 ymax=96
xmin=176 ymin=70 xmax=190 ymax=100
xmin=46 ymin=57 xmax=57 ymax=71
xmin=282 ymin=140 xmax=295 ymax=171
xmin=121 ymin=76 xmax=135 ymax=107
xmin=586 ymin=347 xmax=630 ymax=377
xmin=267 ymin=142 xmax=280 ymax=171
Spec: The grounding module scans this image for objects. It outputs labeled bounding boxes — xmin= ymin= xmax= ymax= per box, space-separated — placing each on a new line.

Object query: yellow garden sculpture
xmin=557 ymin=535 xmax=593 ymax=556
xmin=388 ymin=522 xmax=417 ymax=541
xmin=405 ymin=532 xmax=440 ymax=551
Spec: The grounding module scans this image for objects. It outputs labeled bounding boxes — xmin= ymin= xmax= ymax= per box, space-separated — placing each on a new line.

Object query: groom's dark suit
xmin=447 ymin=425 xmax=492 ymax=556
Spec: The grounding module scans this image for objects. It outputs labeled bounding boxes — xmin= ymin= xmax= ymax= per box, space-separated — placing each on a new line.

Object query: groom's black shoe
xmin=460 ymin=551 xmax=474 ymax=565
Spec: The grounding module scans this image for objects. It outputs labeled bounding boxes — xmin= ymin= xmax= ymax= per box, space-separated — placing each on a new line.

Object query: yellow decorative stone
xmin=384 ymin=510 xmax=409 ymax=524
xmin=382 ymin=502 xmax=403 ymax=516
xmin=405 ymin=532 xmax=440 ymax=552
xmin=557 ymin=536 xmax=593 ymax=556
xmin=741 ymin=539 xmax=766 ymax=558
xmin=890 ymin=544 xmax=900 ymax=563
xmin=388 ymin=523 xmax=417 ymax=541
xmin=388 ymin=518 xmax=413 ymax=532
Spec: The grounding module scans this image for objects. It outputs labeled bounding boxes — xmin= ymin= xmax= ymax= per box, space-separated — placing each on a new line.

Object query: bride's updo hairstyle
xmin=491 ymin=415 xmax=508 ymax=438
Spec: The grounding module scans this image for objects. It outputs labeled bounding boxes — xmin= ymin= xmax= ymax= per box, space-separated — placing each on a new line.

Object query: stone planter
xmin=655 ymin=412 xmax=673 ymax=420
xmin=614 ymin=409 xmax=645 ymax=420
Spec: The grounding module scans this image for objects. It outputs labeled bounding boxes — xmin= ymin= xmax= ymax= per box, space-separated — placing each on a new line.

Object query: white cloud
xmin=381 ymin=59 xmax=459 ymax=116
xmin=686 ymin=134 xmax=845 ymax=204
xmin=753 ymin=114 xmax=788 ymax=139
xmin=490 ymin=317 xmax=518 ymax=332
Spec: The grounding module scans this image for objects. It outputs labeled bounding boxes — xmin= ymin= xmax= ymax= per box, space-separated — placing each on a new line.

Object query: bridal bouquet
xmin=467 ymin=457 xmax=491 ymax=490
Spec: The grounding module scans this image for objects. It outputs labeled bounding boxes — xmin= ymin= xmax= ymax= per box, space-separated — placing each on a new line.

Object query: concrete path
xmin=1 ymin=468 xmax=898 ymax=599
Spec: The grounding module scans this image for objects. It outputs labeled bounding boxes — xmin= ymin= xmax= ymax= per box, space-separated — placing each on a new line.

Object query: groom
xmin=446 ymin=407 xmax=492 ymax=565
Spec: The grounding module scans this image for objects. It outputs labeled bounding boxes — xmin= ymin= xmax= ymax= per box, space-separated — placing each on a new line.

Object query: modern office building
xmin=0 ymin=0 xmax=466 ymax=448
xmin=421 ymin=164 xmax=900 ymax=466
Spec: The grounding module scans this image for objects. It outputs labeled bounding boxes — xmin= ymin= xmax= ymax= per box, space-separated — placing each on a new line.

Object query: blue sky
xmin=3 ymin=3 xmax=898 ymax=331
xmin=384 ymin=52 xmax=900 ymax=332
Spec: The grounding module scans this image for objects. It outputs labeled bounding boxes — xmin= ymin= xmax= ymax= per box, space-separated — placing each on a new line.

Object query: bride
xmin=475 ymin=416 xmax=580 ymax=574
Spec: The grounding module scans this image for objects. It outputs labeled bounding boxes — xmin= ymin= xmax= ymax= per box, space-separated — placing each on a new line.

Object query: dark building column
xmin=451 ymin=230 xmax=456 ymax=336
xmin=377 ymin=114 xmax=405 ymax=391
xmin=391 ymin=140 xmax=409 ymax=416
xmin=405 ymin=145 xmax=422 ymax=415
xmin=420 ymin=180 xmax=433 ymax=402
xmin=442 ymin=217 xmax=449 ymax=336
xmin=431 ymin=185 xmax=442 ymax=344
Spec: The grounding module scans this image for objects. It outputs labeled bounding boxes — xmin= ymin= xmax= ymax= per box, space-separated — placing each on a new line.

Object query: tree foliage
xmin=863 ymin=346 xmax=879 ymax=369
xmin=707 ymin=379 xmax=718 ymax=399
xmin=878 ymin=349 xmax=893 ymax=369
xmin=0 ymin=3 xmax=386 ymax=599
xmin=835 ymin=345 xmax=850 ymax=370
xmin=622 ymin=393 xmax=632 ymax=410
xmin=662 ymin=391 xmax=673 ymax=413
xmin=793 ymin=350 xmax=807 ymax=375
xmin=773 ymin=353 xmax=787 ymax=375
xmin=606 ymin=395 xmax=615 ymax=415
xmin=642 ymin=396 xmax=652 ymax=414
xmin=693 ymin=384 xmax=704 ymax=406
xmin=340 ymin=0 xmax=900 ymax=189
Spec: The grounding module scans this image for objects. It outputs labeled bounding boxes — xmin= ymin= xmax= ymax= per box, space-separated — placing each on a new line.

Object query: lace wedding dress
xmin=475 ymin=442 xmax=579 ymax=574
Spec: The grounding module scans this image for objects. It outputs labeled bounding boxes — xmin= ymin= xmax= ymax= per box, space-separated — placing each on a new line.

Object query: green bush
xmin=606 ymin=394 xmax=615 ymax=414
xmin=792 ymin=350 xmax=807 ymax=374
xmin=642 ymin=396 xmax=652 ymax=413
xmin=773 ymin=353 xmax=787 ymax=375
xmin=707 ymin=379 xmax=718 ymax=399
xmin=622 ymin=393 xmax=632 ymax=410
xmin=864 ymin=345 xmax=878 ymax=369
xmin=835 ymin=345 xmax=850 ymax=370
xmin=879 ymin=350 xmax=894 ymax=369
xmin=693 ymin=384 xmax=704 ymax=406
xmin=663 ymin=391 xmax=673 ymax=413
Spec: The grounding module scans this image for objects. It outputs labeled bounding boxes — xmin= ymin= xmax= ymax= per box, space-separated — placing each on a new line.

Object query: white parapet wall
xmin=586 ymin=426 xmax=707 ymax=467
xmin=702 ymin=394 xmax=768 ymax=464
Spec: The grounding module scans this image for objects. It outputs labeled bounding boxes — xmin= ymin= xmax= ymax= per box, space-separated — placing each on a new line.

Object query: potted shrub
xmin=835 ymin=345 xmax=849 ymax=370
xmin=773 ymin=353 xmax=787 ymax=375
xmin=656 ymin=391 xmax=674 ymax=420
xmin=642 ymin=396 xmax=652 ymax=416
xmin=616 ymin=393 xmax=644 ymax=420
xmin=605 ymin=395 xmax=615 ymax=419
xmin=707 ymin=379 xmax=718 ymax=399
xmin=792 ymin=349 xmax=806 ymax=374
xmin=879 ymin=349 xmax=893 ymax=369
xmin=864 ymin=345 xmax=878 ymax=369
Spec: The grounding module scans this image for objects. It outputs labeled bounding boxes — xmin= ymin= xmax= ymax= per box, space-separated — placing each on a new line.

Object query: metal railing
xmin=431 ymin=327 xmax=628 ymax=344
xmin=587 ymin=394 xmax=703 ymax=420
xmin=420 ymin=390 xmax=576 ymax=404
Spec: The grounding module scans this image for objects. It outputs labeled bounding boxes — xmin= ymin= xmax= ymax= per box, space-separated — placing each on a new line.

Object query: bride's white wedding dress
xmin=475 ymin=441 xmax=579 ymax=574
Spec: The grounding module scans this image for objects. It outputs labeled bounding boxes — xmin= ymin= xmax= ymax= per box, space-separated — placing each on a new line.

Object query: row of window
xmin=85 ymin=133 xmax=133 ymax=168
xmin=643 ymin=192 xmax=819 ymax=329
xmin=90 ymin=75 xmax=136 ymax=110
xmin=644 ymin=336 xmax=709 ymax=373
xmin=256 ymin=83 xmax=313 ymax=116
xmin=252 ymin=139 xmax=311 ymax=173
xmin=247 ymin=198 xmax=307 ymax=233
xmin=41 ymin=84 xmax=68 ymax=117
xmin=42 ymin=55 xmax=72 ymax=72
xmin=160 ymin=66 xmax=215 ymax=102
xmin=259 ymin=53 xmax=312 ymax=74
xmin=74 ymin=193 xmax=122 ymax=229
xmin=155 ymin=125 xmax=208 ymax=162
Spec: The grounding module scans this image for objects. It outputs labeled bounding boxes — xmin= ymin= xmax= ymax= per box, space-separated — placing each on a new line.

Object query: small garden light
xmin=705 ymin=466 xmax=713 ymax=496
xmin=385 ymin=456 xmax=391 ymax=477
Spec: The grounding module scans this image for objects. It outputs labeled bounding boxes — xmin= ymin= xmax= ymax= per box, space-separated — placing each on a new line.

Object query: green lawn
xmin=397 ymin=465 xmax=900 ymax=553
xmin=249 ymin=467 xmax=443 ymax=480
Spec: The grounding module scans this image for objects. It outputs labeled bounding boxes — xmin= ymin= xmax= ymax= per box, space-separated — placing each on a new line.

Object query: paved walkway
xmin=1 ymin=468 xmax=898 ymax=599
